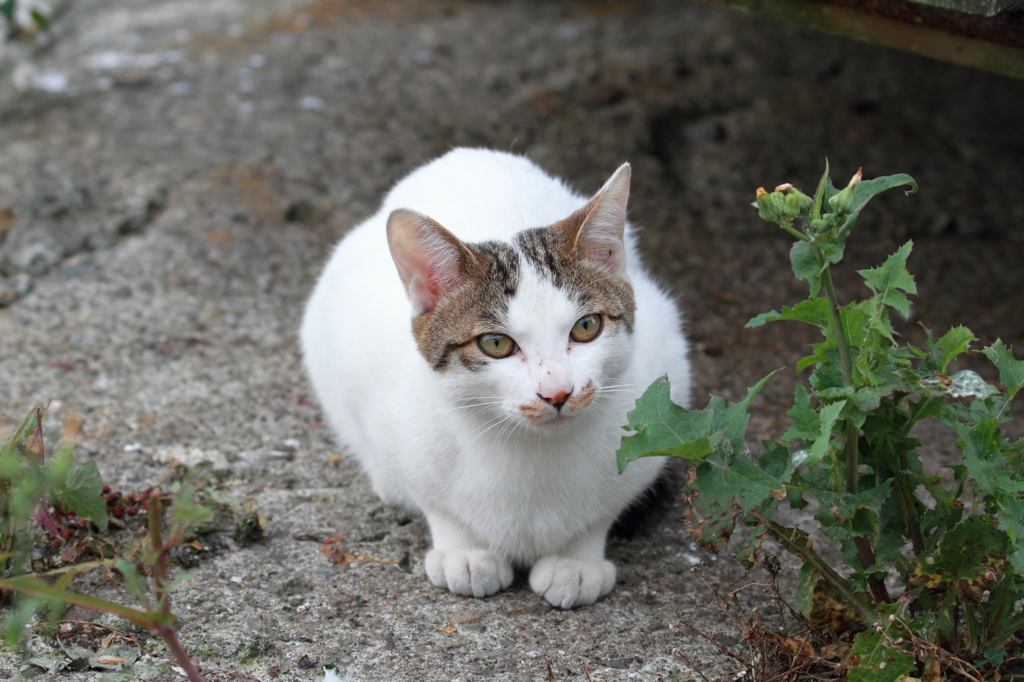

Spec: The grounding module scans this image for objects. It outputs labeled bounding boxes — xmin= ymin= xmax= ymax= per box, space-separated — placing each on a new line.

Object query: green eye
xmin=570 ymin=314 xmax=603 ymax=343
xmin=477 ymin=333 xmax=517 ymax=358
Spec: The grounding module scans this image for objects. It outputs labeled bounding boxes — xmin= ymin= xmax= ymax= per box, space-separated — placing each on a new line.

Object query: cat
xmin=300 ymin=148 xmax=691 ymax=609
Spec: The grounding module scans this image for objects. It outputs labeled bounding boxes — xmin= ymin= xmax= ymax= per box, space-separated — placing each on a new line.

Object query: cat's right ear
xmin=387 ymin=209 xmax=479 ymax=313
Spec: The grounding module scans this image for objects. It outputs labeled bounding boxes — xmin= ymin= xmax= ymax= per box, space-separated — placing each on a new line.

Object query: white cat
xmin=300 ymin=148 xmax=690 ymax=609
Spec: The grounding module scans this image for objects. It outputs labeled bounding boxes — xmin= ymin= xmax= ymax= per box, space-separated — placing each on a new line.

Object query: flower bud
xmin=757 ymin=184 xmax=811 ymax=229
xmin=755 ymin=187 xmax=780 ymax=222
xmin=828 ymin=168 xmax=863 ymax=215
xmin=829 ymin=186 xmax=854 ymax=214
xmin=848 ymin=168 xmax=863 ymax=188
xmin=783 ymin=188 xmax=812 ymax=219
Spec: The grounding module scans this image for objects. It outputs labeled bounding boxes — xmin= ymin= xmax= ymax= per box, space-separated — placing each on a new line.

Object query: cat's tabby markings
xmin=301 ymin=149 xmax=690 ymax=609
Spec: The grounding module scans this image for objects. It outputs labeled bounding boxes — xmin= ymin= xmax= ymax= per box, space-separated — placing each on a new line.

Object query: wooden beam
xmin=698 ymin=0 xmax=1024 ymax=79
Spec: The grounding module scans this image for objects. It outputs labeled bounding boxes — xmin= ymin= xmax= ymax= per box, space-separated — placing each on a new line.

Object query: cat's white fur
xmin=301 ymin=148 xmax=690 ymax=608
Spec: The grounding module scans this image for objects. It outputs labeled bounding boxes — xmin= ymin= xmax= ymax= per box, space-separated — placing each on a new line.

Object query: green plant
xmin=618 ymin=165 xmax=1024 ymax=675
xmin=0 ymin=0 xmax=50 ymax=36
xmin=0 ymin=405 xmax=213 ymax=682
xmin=1 ymin=406 xmax=107 ymax=579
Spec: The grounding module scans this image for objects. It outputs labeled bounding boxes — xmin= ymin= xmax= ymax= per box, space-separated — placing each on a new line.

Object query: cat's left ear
xmin=558 ymin=163 xmax=630 ymax=276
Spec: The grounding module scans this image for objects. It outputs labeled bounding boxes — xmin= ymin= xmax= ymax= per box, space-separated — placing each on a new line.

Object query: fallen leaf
xmin=768 ymin=631 xmax=815 ymax=660
xmin=205 ymin=230 xmax=236 ymax=244
xmin=441 ymin=625 xmax=458 ymax=634
xmin=319 ymin=543 xmax=397 ymax=567
xmin=819 ymin=642 xmax=851 ymax=661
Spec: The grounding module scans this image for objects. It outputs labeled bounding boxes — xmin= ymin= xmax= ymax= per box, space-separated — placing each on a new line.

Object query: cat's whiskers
xmin=439 ymin=398 xmax=507 ymax=414
xmin=592 ymin=405 xmax=626 ymax=425
xmin=465 ymin=412 xmax=518 ymax=448
xmin=597 ymin=382 xmax=640 ymax=392
xmin=496 ymin=416 xmax=526 ymax=450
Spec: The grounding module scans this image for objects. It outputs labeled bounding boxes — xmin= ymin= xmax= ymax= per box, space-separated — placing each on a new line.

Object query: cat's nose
xmin=538 ymin=388 xmax=573 ymax=411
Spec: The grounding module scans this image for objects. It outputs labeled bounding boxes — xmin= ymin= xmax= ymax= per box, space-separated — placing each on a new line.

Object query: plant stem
xmin=155 ymin=623 xmax=207 ymax=682
xmin=780 ymin=221 xmax=811 ymax=243
xmin=820 ymin=266 xmax=853 ymax=389
xmin=149 ymin=492 xmax=170 ymax=608
xmin=147 ymin=493 xmax=206 ymax=682
xmin=761 ymin=518 xmax=877 ymax=624
xmin=819 ymin=262 xmax=891 ymax=604
xmin=889 ymin=438 xmax=925 ymax=557
xmin=819 ymin=265 xmax=860 ymax=492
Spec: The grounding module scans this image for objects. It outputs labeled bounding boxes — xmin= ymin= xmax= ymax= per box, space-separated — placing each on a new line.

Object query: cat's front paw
xmin=529 ymin=556 xmax=616 ymax=609
xmin=425 ymin=548 xmax=514 ymax=598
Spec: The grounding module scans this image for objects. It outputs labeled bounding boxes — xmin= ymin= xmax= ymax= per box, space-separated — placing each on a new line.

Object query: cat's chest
xmin=421 ymin=420 xmax=617 ymax=522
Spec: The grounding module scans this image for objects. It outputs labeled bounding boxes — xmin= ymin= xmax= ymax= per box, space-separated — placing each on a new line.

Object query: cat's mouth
xmin=518 ymin=382 xmax=599 ymax=425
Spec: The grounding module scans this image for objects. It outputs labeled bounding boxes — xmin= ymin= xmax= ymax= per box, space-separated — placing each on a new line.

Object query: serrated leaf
xmin=683 ymin=455 xmax=789 ymax=555
xmin=956 ymin=419 xmax=1024 ymax=496
xmin=910 ymin=515 xmax=1008 ymax=598
xmin=617 ymin=377 xmax=716 ymax=473
xmin=782 ymin=385 xmax=817 ymax=443
xmin=705 ymin=457 xmax=791 ymax=509
xmin=747 ymin=310 xmax=780 ymax=328
xmin=859 ymin=242 xmax=917 ymax=315
xmin=876 ymin=493 xmax=914 ymax=568
xmin=983 ymin=648 xmax=1007 ymax=668
xmin=996 ymin=497 xmax=1024 ymax=575
xmin=807 ymin=400 xmax=846 ymax=468
xmin=934 ymin=326 xmax=976 ymax=373
xmin=851 ymin=386 xmax=891 ymax=412
xmin=49 ymin=449 xmax=109 ymax=531
xmin=676 ymin=373 xmax=784 ymax=555
xmin=982 ymin=339 xmax=1024 ymax=402
xmin=790 ymin=241 xmax=822 ymax=297
xmin=812 ymin=482 xmax=891 ymax=528
xmin=797 ymin=343 xmax=830 ymax=372
xmin=848 ymin=630 xmax=916 ymax=682
xmin=757 ymin=442 xmax=791 ymax=478
xmin=712 ymin=370 xmax=781 ymax=454
xmin=746 ymin=298 xmax=831 ymax=330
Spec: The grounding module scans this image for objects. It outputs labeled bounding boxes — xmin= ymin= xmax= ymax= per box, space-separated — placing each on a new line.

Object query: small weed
xmin=619 ymin=165 xmax=1024 ymax=678
xmin=0 ymin=403 xmax=214 ymax=682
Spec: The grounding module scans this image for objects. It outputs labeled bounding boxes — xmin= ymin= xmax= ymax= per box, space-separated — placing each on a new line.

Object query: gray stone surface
xmin=1 ymin=0 xmax=1023 ymax=680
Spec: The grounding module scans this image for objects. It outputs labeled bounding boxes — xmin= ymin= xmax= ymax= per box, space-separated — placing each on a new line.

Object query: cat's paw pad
xmin=529 ymin=556 xmax=616 ymax=609
xmin=425 ymin=548 xmax=513 ymax=598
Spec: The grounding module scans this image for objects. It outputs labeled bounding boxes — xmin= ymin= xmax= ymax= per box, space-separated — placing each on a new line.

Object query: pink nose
xmin=539 ymin=388 xmax=573 ymax=410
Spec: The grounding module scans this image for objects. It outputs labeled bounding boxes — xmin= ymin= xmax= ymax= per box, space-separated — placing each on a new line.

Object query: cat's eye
xmin=477 ymin=333 xmax=517 ymax=359
xmin=570 ymin=314 xmax=603 ymax=343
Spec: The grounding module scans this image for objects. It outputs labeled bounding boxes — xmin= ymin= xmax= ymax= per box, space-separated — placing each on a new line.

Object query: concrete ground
xmin=1 ymin=0 xmax=1023 ymax=680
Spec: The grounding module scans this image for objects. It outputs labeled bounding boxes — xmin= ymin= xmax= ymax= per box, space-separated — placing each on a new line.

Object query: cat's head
xmin=387 ymin=164 xmax=636 ymax=432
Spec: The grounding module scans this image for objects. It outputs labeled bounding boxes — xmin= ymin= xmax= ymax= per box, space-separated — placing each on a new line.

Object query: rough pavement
xmin=2 ymin=0 xmax=1024 ymax=680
